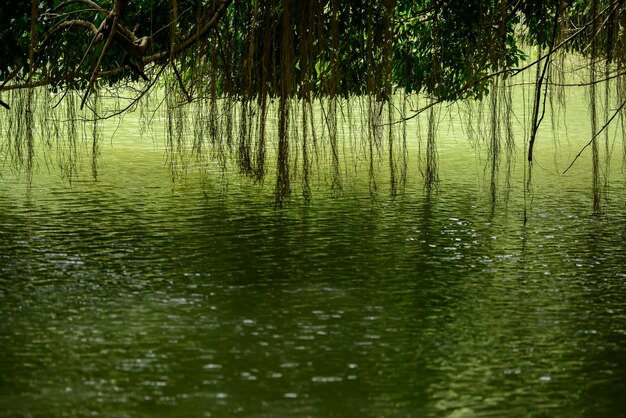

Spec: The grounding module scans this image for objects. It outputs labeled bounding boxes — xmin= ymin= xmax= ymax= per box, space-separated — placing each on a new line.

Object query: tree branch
xmin=58 ymin=19 xmax=98 ymax=34
xmin=144 ymin=0 xmax=232 ymax=63
xmin=80 ymin=12 xmax=119 ymax=109
xmin=562 ymin=95 xmax=626 ymax=174
xmin=53 ymin=0 xmax=106 ymax=14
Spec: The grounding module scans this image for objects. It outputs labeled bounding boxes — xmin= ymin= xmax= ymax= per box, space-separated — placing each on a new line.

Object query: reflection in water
xmin=1 ymin=153 xmax=626 ymax=417
xmin=1 ymin=98 xmax=626 ymax=416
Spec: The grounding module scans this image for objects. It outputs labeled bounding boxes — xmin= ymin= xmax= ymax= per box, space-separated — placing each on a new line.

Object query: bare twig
xmin=562 ymin=95 xmax=626 ymax=174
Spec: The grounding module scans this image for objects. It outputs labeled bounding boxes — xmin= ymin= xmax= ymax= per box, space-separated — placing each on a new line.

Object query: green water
xmin=1 ymin=96 xmax=626 ymax=417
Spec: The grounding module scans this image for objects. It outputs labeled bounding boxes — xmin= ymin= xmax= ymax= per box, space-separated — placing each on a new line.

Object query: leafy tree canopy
xmin=0 ymin=0 xmax=622 ymax=107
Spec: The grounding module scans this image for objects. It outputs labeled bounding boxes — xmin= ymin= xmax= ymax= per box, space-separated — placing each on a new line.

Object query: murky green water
xmin=1 ymin=94 xmax=626 ymax=417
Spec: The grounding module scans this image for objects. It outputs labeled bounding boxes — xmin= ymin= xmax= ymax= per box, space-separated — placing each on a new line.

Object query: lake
xmin=1 ymin=88 xmax=626 ymax=417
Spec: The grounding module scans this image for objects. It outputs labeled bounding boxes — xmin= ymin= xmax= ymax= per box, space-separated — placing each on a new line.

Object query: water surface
xmin=1 ymin=98 xmax=626 ymax=417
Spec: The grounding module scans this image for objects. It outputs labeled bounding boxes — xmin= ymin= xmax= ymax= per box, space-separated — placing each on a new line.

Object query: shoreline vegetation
xmin=1 ymin=1 xmax=625 ymax=212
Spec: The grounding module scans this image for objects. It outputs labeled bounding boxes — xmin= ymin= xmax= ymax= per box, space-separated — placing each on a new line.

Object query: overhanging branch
xmin=143 ymin=0 xmax=232 ymax=63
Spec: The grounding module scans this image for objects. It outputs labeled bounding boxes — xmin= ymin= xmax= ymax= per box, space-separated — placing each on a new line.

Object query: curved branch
xmin=143 ymin=0 xmax=232 ymax=63
xmin=50 ymin=0 xmax=143 ymax=55
xmin=53 ymin=0 xmax=106 ymax=14
xmin=58 ymin=19 xmax=98 ymax=34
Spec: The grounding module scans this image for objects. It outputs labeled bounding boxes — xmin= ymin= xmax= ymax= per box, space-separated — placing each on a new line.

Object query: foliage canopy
xmin=1 ymin=0 xmax=623 ymax=102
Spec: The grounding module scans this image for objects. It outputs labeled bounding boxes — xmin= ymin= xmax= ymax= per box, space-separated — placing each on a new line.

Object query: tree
xmin=4 ymin=0 xmax=612 ymax=102
xmin=0 ymin=0 xmax=624 ymax=207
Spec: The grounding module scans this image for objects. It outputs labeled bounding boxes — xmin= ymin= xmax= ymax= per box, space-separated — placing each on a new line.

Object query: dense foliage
xmin=1 ymin=0 xmax=623 ymax=103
